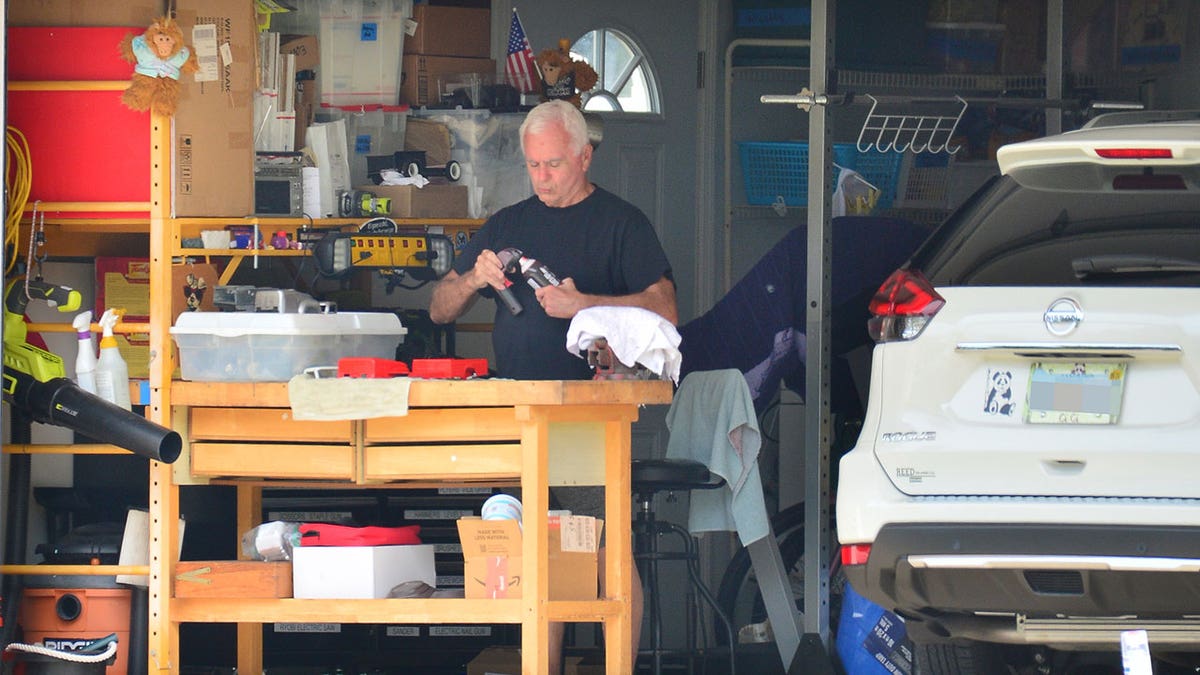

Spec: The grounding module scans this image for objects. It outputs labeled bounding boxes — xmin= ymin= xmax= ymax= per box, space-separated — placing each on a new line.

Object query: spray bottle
xmin=72 ymin=310 xmax=98 ymax=395
xmin=95 ymin=308 xmax=131 ymax=411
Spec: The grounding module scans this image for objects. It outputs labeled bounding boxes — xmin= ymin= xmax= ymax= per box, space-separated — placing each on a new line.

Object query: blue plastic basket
xmin=738 ymin=141 xmax=903 ymax=209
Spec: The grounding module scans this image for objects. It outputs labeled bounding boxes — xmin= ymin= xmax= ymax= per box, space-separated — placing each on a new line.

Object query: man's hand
xmin=536 ymin=277 xmax=583 ymax=318
xmin=430 ymin=249 xmax=510 ymax=324
xmin=470 ymin=249 xmax=508 ymax=293
xmin=534 ymin=276 xmax=678 ymax=325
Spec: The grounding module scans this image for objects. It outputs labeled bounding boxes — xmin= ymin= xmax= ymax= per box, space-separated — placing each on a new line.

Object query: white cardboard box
xmin=292 ymin=545 xmax=436 ymax=599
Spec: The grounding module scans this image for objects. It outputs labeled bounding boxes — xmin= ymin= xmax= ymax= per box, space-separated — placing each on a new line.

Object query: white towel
xmin=287 ymin=375 xmax=411 ymax=420
xmin=565 ymin=306 xmax=682 ymax=383
xmin=665 ymin=369 xmax=769 ymax=545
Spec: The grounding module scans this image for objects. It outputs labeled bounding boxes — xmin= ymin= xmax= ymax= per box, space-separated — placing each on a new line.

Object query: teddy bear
xmin=536 ymin=38 xmax=598 ymax=109
xmin=119 ymin=16 xmax=199 ymax=117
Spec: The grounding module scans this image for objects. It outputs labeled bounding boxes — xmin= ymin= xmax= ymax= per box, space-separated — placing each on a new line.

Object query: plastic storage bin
xmin=324 ymin=104 xmax=410 ymax=187
xmin=170 ymin=312 xmax=406 ymax=382
xmin=318 ymin=0 xmax=413 ymax=106
xmin=738 ymin=141 xmax=903 ymax=209
xmin=410 ymin=109 xmax=531 ymax=218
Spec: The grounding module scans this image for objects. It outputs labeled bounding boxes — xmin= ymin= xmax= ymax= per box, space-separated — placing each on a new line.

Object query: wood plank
xmin=191 ymin=443 xmax=355 ymax=480
xmin=174 ymin=561 xmax=292 ymax=598
xmin=170 ymin=597 xmax=524 ymax=624
xmin=191 ymin=407 xmax=352 ymax=442
xmin=362 ymin=443 xmax=522 ymax=480
xmin=171 ymin=379 xmax=674 ymax=408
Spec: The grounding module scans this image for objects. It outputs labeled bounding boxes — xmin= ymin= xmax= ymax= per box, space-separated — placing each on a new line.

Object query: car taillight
xmin=841 ymin=544 xmax=871 ymax=566
xmin=1095 ymin=148 xmax=1173 ymax=159
xmin=867 ymin=269 xmax=945 ymax=343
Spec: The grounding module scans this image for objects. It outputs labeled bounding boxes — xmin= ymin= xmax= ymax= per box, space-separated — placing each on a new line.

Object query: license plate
xmin=1025 ymin=361 xmax=1126 ymax=425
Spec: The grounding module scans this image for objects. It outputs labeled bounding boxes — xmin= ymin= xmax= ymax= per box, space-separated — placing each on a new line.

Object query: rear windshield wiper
xmin=1073 ymin=254 xmax=1200 ymax=279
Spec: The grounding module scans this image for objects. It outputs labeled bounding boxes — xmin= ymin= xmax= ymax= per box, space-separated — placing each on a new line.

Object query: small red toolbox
xmin=337 ymin=357 xmax=410 ymax=378
xmin=410 ymin=358 xmax=490 ymax=379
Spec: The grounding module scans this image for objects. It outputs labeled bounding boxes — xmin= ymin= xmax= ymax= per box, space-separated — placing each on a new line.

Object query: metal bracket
xmin=857 ymin=94 xmax=967 ymax=154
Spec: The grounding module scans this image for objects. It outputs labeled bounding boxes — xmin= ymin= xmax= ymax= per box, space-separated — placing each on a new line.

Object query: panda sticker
xmin=984 ymin=369 xmax=1014 ymax=417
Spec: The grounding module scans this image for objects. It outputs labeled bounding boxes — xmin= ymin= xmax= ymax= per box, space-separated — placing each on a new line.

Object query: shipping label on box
xmin=457 ymin=515 xmax=601 ymax=600
xmin=405 ymin=5 xmax=491 ymax=58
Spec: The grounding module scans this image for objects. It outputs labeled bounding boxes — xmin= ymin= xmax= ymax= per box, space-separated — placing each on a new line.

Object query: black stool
xmin=631 ymin=458 xmax=736 ymax=675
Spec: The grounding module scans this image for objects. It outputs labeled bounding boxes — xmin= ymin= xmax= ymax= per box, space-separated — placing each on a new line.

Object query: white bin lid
xmin=169 ymin=311 xmax=406 ymax=338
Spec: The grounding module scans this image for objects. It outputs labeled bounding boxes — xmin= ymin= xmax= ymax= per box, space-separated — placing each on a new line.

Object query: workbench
xmin=156 ymin=378 xmax=673 ymax=675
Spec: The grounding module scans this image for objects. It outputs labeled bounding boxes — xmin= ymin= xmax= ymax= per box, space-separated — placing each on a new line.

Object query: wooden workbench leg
xmin=603 ymin=414 xmax=634 ymax=675
xmin=517 ymin=406 xmax=551 ymax=675
xmin=236 ymin=485 xmax=264 ymax=675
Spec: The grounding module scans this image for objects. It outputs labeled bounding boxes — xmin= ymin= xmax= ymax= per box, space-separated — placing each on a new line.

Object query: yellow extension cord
xmin=6 ymin=125 xmax=33 ymax=277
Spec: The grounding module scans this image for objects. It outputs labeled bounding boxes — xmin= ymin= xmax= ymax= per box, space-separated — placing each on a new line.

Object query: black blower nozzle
xmin=4 ymin=369 xmax=182 ymax=464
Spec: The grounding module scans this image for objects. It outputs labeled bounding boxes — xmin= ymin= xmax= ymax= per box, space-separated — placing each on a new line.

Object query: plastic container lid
xmin=169 ymin=311 xmax=406 ymax=339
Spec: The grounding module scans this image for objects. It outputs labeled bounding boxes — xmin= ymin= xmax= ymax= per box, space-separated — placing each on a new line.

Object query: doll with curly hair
xmin=119 ymin=16 xmax=199 ymax=117
xmin=536 ymin=38 xmax=598 ymax=109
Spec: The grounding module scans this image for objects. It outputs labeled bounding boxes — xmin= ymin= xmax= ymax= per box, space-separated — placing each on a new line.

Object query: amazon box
xmin=457 ymin=515 xmax=602 ymax=601
xmin=356 ymin=184 xmax=469 ymax=219
xmin=173 ymin=0 xmax=257 ymax=216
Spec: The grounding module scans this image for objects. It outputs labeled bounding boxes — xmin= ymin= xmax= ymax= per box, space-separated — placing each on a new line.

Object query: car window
xmin=915 ymin=175 xmax=1200 ymax=288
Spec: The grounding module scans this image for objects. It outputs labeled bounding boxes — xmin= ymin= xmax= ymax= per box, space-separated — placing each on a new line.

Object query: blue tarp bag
xmin=835 ymin=582 xmax=914 ymax=675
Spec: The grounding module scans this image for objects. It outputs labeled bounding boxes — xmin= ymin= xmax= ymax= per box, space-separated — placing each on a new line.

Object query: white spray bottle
xmin=72 ymin=310 xmax=99 ymax=395
xmin=95 ymin=308 xmax=132 ymax=410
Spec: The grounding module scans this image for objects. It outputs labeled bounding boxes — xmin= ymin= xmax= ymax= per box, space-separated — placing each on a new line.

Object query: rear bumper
xmin=845 ymin=523 xmax=1200 ymax=647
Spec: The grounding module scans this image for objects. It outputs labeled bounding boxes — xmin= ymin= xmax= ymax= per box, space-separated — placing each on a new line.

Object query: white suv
xmin=836 ymin=113 xmax=1200 ymax=674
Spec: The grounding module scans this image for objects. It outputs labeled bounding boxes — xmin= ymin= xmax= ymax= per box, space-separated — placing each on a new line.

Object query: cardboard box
xmin=355 ymin=184 xmax=469 ymax=219
xmin=465 ymin=646 xmax=599 ymax=675
xmin=292 ymin=545 xmax=436 ymax=599
xmin=457 ymin=515 xmax=602 ymax=601
xmin=400 ymin=55 xmax=496 ymax=108
xmin=175 ymin=561 xmax=293 ymax=598
xmin=95 ymin=258 xmax=219 ymax=379
xmin=280 ymin=35 xmax=320 ymax=73
xmin=173 ymin=0 xmax=257 ymax=216
xmin=405 ymin=5 xmax=491 ymax=58
xmin=404 ymin=117 xmax=453 ymax=168
xmin=95 ymin=258 xmax=218 ymax=323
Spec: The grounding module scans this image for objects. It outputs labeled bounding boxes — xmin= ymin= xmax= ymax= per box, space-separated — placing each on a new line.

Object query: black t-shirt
xmin=452 ymin=186 xmax=673 ymax=380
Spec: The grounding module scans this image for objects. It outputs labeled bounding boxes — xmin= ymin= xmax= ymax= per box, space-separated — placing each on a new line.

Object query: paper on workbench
xmin=287 ymin=374 xmax=411 ymax=420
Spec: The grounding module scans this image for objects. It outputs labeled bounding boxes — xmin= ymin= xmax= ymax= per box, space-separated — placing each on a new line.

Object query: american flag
xmin=506 ymin=9 xmax=538 ymax=94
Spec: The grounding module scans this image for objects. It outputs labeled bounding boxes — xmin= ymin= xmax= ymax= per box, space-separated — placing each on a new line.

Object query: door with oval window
xmin=498 ymin=0 xmax=702 ymax=319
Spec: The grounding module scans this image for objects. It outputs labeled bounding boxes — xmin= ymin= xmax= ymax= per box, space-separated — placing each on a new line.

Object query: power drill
xmin=494 ymin=248 xmax=561 ymax=315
